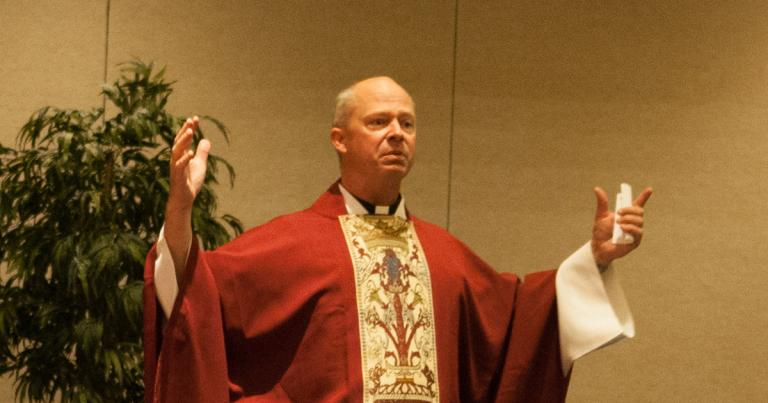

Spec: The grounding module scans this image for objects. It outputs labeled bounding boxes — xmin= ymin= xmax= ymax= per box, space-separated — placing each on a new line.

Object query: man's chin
xmin=378 ymin=163 xmax=411 ymax=178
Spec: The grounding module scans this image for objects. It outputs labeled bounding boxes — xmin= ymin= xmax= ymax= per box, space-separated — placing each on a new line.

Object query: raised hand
xmin=591 ymin=186 xmax=653 ymax=267
xmin=168 ymin=116 xmax=210 ymax=212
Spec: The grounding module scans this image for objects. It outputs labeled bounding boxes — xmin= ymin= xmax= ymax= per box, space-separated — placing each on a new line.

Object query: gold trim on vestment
xmin=339 ymin=215 xmax=439 ymax=403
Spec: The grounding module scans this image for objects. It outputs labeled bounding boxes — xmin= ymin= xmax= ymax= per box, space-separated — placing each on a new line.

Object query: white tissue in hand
xmin=612 ymin=183 xmax=634 ymax=244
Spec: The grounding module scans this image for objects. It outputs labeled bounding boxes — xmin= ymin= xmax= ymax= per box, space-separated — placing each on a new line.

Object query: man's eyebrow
xmin=363 ymin=110 xmax=388 ymax=116
xmin=362 ymin=110 xmax=415 ymax=120
xmin=363 ymin=111 xmax=395 ymax=120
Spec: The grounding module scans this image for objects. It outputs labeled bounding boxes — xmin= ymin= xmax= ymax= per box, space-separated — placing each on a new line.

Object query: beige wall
xmin=2 ymin=1 xmax=766 ymax=401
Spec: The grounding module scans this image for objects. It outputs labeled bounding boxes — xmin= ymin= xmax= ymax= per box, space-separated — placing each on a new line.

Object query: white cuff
xmin=556 ymin=242 xmax=635 ymax=375
xmin=153 ymin=225 xmax=190 ymax=318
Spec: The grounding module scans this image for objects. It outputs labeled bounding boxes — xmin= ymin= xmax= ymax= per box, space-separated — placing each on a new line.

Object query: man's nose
xmin=386 ymin=120 xmax=405 ymax=141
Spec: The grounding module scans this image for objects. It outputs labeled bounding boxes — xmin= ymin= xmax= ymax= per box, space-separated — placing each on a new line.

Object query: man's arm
xmin=555 ymin=186 xmax=653 ymax=374
xmin=165 ymin=116 xmax=210 ymax=284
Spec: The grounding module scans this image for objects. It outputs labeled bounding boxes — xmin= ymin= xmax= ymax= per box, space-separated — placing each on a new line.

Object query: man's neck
xmin=338 ymin=184 xmax=406 ymax=218
xmin=340 ymin=174 xmax=402 ymax=206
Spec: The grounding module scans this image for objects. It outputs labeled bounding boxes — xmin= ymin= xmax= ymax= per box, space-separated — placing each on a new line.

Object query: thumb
xmin=593 ymin=186 xmax=609 ymax=218
xmin=634 ymin=186 xmax=653 ymax=207
xmin=193 ymin=139 xmax=211 ymax=165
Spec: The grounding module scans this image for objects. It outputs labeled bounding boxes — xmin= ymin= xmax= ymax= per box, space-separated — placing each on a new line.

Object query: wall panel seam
xmin=446 ymin=0 xmax=460 ymax=231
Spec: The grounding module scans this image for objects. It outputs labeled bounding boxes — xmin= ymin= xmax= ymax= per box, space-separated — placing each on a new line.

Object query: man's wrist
xmin=164 ymin=203 xmax=193 ymax=243
xmin=165 ymin=200 xmax=193 ymax=218
xmin=591 ymin=245 xmax=611 ymax=271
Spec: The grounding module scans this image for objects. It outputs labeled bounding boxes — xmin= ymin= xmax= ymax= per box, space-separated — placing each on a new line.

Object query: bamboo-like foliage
xmin=0 ymin=61 xmax=243 ymax=402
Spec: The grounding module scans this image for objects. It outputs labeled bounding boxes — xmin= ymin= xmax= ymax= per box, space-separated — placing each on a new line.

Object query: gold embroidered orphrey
xmin=340 ymin=215 xmax=440 ymax=403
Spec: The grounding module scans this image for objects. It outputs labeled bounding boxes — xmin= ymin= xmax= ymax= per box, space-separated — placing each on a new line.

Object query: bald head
xmin=333 ymin=76 xmax=414 ymax=128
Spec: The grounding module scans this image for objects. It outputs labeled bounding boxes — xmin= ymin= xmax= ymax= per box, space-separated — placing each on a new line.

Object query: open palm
xmin=169 ymin=117 xmax=210 ymax=211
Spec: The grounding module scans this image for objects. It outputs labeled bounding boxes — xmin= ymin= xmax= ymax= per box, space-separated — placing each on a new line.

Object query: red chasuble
xmin=143 ymin=184 xmax=569 ymax=402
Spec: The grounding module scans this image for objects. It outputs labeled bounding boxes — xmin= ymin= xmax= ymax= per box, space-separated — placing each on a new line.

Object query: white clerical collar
xmin=338 ymin=183 xmax=407 ymax=219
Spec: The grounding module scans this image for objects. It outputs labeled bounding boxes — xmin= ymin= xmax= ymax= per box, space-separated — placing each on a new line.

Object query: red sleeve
xmin=493 ymin=270 xmax=569 ymax=402
xmin=143 ymin=241 xmax=229 ymax=403
xmin=413 ymin=218 xmax=569 ymax=402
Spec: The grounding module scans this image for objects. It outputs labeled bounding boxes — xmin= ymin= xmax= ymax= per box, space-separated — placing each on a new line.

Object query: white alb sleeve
xmin=556 ymin=242 xmax=635 ymax=376
xmin=153 ymin=226 xmax=191 ymax=318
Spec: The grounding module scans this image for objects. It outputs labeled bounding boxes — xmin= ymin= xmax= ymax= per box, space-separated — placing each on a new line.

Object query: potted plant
xmin=0 ymin=60 xmax=242 ymax=402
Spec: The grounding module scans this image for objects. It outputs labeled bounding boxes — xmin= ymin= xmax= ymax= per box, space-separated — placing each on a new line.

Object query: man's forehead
xmin=351 ymin=77 xmax=415 ymax=112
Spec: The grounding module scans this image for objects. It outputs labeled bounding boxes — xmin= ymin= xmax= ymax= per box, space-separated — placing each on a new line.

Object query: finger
xmin=173 ymin=149 xmax=194 ymax=171
xmin=618 ymin=206 xmax=644 ymax=217
xmin=619 ymin=223 xmax=643 ymax=237
xmin=616 ymin=214 xmax=643 ymax=227
xmin=634 ymin=187 xmax=653 ymax=207
xmin=594 ymin=187 xmax=609 ymax=219
xmin=174 ymin=118 xmax=194 ymax=144
xmin=172 ymin=128 xmax=194 ymax=161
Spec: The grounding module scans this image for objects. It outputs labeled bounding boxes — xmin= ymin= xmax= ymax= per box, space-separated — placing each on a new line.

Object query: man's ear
xmin=330 ymin=127 xmax=347 ymax=154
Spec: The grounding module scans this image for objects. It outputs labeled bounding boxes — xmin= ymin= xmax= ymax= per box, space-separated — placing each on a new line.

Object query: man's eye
xmin=370 ymin=118 xmax=387 ymax=127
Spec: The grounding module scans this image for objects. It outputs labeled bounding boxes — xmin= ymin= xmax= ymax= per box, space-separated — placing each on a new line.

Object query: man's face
xmin=334 ymin=78 xmax=416 ymax=181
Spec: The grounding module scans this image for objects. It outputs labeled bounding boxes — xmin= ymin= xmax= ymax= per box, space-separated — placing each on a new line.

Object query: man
xmin=144 ymin=77 xmax=651 ymax=402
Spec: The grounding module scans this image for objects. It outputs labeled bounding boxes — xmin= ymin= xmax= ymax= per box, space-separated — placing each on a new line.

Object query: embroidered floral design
xmin=340 ymin=215 xmax=439 ymax=403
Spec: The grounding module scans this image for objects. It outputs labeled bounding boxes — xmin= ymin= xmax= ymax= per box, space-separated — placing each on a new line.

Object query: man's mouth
xmin=381 ymin=151 xmax=408 ymax=165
